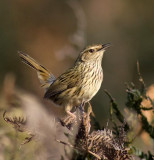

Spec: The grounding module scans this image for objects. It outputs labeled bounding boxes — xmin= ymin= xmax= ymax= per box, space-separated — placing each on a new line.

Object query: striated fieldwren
xmin=19 ymin=44 xmax=110 ymax=117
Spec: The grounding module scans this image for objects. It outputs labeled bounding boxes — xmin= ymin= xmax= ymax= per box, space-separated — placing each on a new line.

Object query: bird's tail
xmin=18 ymin=51 xmax=55 ymax=89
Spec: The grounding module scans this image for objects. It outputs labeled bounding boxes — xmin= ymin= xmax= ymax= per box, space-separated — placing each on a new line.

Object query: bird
xmin=19 ymin=44 xmax=110 ymax=118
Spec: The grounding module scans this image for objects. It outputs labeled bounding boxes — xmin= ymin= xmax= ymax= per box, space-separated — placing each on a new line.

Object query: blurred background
xmin=1 ymin=0 xmax=154 ymax=121
xmin=0 ymin=0 xmax=154 ymax=158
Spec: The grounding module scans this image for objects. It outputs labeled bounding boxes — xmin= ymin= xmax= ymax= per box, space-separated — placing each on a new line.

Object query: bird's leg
xmin=65 ymin=105 xmax=76 ymax=120
xmin=79 ymin=102 xmax=85 ymax=118
xmin=79 ymin=102 xmax=85 ymax=111
xmin=60 ymin=106 xmax=76 ymax=129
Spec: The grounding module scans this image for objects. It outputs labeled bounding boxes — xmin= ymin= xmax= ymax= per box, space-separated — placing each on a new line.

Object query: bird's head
xmin=77 ymin=43 xmax=111 ymax=62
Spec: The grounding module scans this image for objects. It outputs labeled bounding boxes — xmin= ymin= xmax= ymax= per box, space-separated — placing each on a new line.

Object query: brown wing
xmin=44 ymin=67 xmax=81 ymax=99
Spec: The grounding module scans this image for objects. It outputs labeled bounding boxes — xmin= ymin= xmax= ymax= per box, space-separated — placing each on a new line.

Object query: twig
xmin=56 ymin=139 xmax=101 ymax=159
xmin=140 ymin=106 xmax=154 ymax=111
xmin=137 ymin=61 xmax=146 ymax=94
xmin=104 ymin=90 xmax=125 ymax=124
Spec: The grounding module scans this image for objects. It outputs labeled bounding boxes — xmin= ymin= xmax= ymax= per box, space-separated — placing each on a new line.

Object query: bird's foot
xmin=60 ymin=111 xmax=76 ymax=130
xmin=66 ymin=110 xmax=76 ymax=120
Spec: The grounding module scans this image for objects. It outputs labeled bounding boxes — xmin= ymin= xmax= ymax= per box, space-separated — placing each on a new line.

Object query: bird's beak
xmin=102 ymin=43 xmax=111 ymax=50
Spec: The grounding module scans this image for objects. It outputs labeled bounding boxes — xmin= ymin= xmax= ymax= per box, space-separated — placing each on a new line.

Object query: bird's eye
xmin=89 ymin=49 xmax=94 ymax=53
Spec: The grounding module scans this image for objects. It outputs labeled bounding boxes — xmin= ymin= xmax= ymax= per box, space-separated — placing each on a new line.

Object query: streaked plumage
xmin=19 ymin=44 xmax=110 ymax=116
